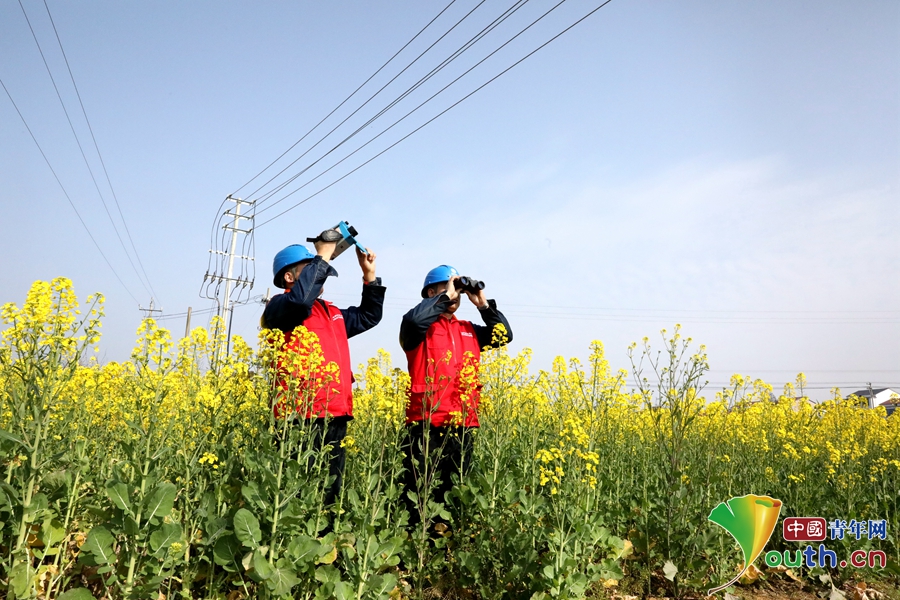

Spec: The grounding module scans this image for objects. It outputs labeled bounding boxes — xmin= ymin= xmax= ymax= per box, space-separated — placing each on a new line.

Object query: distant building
xmin=849 ymin=388 xmax=899 ymax=416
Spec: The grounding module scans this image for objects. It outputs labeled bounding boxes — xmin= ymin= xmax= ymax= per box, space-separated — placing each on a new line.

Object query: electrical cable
xmin=494 ymin=312 xmax=899 ymax=324
xmin=250 ymin=0 xmax=532 ymax=209
xmin=17 ymin=0 xmax=154 ymax=303
xmin=323 ymin=291 xmax=899 ymax=315
xmin=207 ymin=0 xmax=467 ymax=300
xmin=41 ymin=0 xmax=162 ymax=306
xmin=1 ymin=76 xmax=140 ymax=305
xmin=230 ymin=0 xmax=460 ymax=199
xmin=704 ymin=384 xmax=900 ymax=389
xmin=155 ymin=307 xmax=218 ymax=321
xmin=211 ymin=0 xmax=598 ymax=300
xmin=707 ymin=370 xmax=900 ymax=374
xmin=245 ymin=0 xmax=494 ymax=206
xmin=252 ymin=0 xmax=617 ymax=226
xmin=255 ymin=0 xmax=575 ymax=218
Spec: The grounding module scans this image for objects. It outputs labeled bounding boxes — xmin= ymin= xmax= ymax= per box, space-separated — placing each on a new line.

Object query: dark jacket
xmin=399 ymin=294 xmax=512 ymax=352
xmin=262 ymin=255 xmax=385 ymax=338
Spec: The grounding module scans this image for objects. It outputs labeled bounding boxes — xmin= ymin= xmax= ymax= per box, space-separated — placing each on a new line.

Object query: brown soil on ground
xmin=610 ymin=577 xmax=899 ymax=600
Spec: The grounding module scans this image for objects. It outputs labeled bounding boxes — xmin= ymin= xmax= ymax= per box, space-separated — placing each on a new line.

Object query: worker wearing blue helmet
xmin=262 ymin=233 xmax=384 ymax=511
xmin=399 ymin=264 xmax=512 ymax=529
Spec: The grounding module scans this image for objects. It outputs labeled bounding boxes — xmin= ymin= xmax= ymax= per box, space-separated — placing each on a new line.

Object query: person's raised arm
xmin=471 ymin=297 xmax=513 ymax=349
xmin=342 ymin=247 xmax=385 ymax=338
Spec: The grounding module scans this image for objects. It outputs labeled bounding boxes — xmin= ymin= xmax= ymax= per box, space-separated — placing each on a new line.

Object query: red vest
xmin=405 ymin=315 xmax=482 ymax=427
xmin=274 ymin=299 xmax=353 ymax=418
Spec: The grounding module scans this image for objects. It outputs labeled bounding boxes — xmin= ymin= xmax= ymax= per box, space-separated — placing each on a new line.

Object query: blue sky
xmin=2 ymin=1 xmax=898 ymax=399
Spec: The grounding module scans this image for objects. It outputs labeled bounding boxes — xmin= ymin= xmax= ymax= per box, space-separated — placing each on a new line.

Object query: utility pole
xmin=201 ymin=195 xmax=256 ymax=353
xmin=867 ymin=382 xmax=875 ymax=410
xmin=139 ymin=299 xmax=162 ymax=320
xmin=184 ymin=307 xmax=192 ymax=338
xmin=220 ymin=198 xmax=247 ymax=323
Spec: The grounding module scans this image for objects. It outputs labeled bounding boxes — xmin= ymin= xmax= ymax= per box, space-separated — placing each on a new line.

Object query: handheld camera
xmin=307 ymin=221 xmax=367 ymax=260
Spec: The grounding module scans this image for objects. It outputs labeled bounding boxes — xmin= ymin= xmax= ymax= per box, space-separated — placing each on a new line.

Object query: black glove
xmin=306 ymin=229 xmax=343 ymax=243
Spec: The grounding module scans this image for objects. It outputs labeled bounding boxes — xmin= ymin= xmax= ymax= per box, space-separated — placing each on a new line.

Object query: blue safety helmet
xmin=273 ymin=244 xmax=316 ymax=288
xmin=421 ymin=265 xmax=459 ymax=298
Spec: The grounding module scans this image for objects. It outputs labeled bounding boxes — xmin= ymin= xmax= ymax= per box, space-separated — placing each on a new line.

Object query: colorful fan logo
xmin=706 ymin=494 xmax=782 ymax=596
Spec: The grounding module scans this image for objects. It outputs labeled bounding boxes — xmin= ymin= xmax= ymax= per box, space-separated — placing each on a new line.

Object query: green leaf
xmin=267 ymin=564 xmax=301 ymax=595
xmin=251 ymin=549 xmax=274 ymax=580
xmin=124 ymin=516 xmax=140 ymax=537
xmin=365 ymin=573 xmax=397 ymax=596
xmin=149 ymin=522 xmax=182 ymax=552
xmin=233 ymin=508 xmax=261 ymax=548
xmin=143 ymin=482 xmax=176 ymax=523
xmin=287 ymin=535 xmax=320 ymax=566
xmin=376 ymin=535 xmax=404 ymax=566
xmin=24 ymin=492 xmax=48 ymax=519
xmin=315 ymin=565 xmax=340 ymax=584
xmin=598 ymin=558 xmax=624 ymax=580
xmin=41 ymin=518 xmax=66 ymax=547
xmin=213 ymin=536 xmax=241 ymax=569
xmin=106 ymin=481 xmax=131 ymax=513
xmin=0 ymin=483 xmax=18 ymax=509
xmin=0 ymin=428 xmax=24 ymax=446
xmin=334 ymin=580 xmax=353 ymax=600
xmin=10 ymin=561 xmax=30 ymax=597
xmin=317 ymin=545 xmax=338 ymax=565
xmin=204 ymin=516 xmax=228 ymax=544
xmin=83 ymin=526 xmax=116 ymax=565
xmin=663 ymin=560 xmax=678 ymax=582
xmin=241 ymin=482 xmax=267 ymax=511
xmin=58 ymin=589 xmax=97 ymax=600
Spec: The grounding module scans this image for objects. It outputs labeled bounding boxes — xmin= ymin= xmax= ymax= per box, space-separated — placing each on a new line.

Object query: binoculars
xmin=456 ymin=276 xmax=485 ymax=293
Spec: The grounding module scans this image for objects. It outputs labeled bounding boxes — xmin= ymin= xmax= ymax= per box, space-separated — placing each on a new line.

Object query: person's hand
xmin=444 ymin=276 xmax=461 ymax=302
xmin=466 ymin=288 xmax=488 ymax=308
xmin=357 ymin=247 xmax=376 ymax=282
xmin=314 ymin=229 xmax=339 ymax=261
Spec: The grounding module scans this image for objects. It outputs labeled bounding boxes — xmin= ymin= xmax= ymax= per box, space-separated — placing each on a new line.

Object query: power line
xmin=494 ymin=311 xmax=898 ymax=324
xmin=703 ymin=384 xmax=900 ymax=389
xmin=707 ymin=370 xmax=900 ymax=374
xmin=17 ymin=0 xmax=155 ymax=303
xmin=230 ymin=0 xmax=461 ymax=200
xmin=247 ymin=0 xmax=510 ymax=208
xmin=1 ymin=76 xmax=140 ymax=304
xmin=155 ymin=307 xmax=216 ymax=322
xmin=255 ymin=0 xmax=617 ymax=226
xmin=253 ymin=0 xmax=548 ymax=214
xmin=207 ymin=0 xmax=466 ymax=302
xmin=324 ymin=290 xmax=897 ymax=318
xmin=209 ymin=0 xmax=463 ymax=288
xmin=40 ymin=0 xmax=161 ymax=306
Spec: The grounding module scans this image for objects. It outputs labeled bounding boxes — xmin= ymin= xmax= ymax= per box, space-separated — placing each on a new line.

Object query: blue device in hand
xmin=307 ymin=221 xmax=367 ymax=260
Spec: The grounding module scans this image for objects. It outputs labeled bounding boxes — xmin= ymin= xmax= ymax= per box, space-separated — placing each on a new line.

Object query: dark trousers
xmin=278 ymin=417 xmax=348 ymax=507
xmin=310 ymin=417 xmax=348 ymax=506
xmin=401 ymin=421 xmax=475 ymax=526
